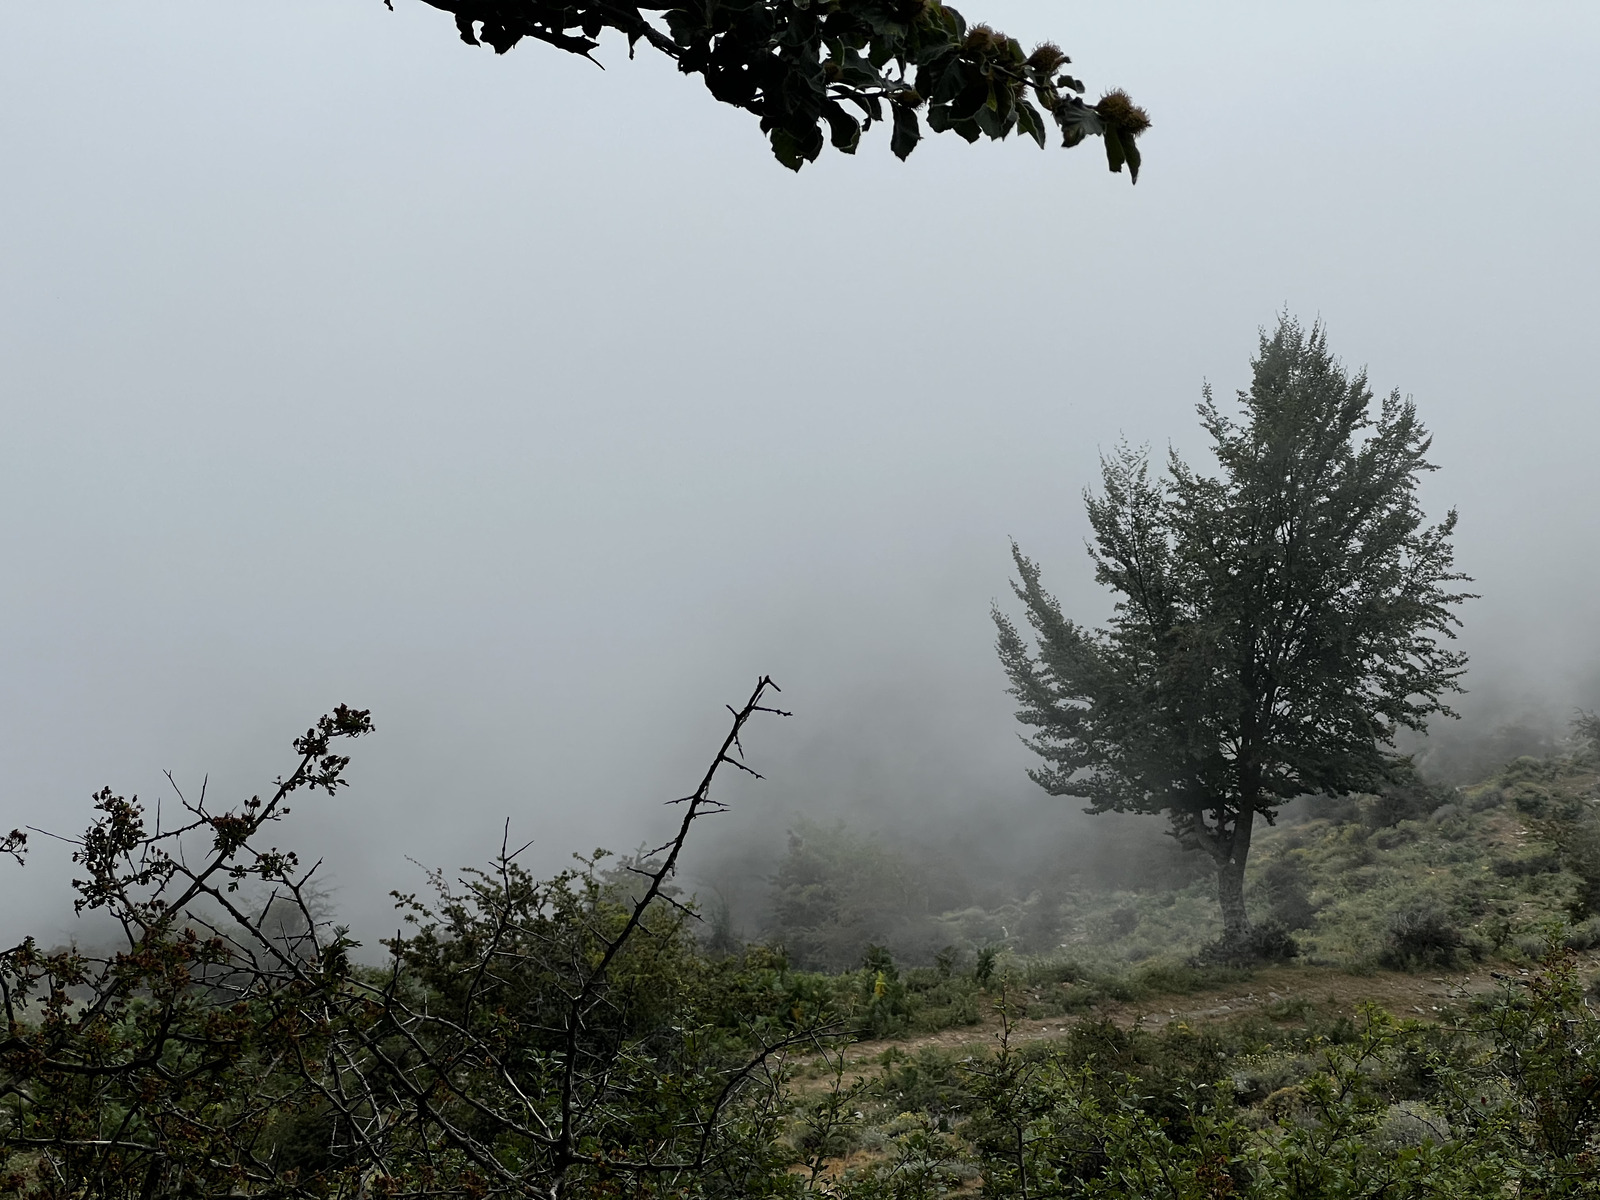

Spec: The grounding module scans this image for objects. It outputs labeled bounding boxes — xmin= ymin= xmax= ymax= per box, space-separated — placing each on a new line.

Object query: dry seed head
xmin=963 ymin=24 xmax=1001 ymax=53
xmin=1095 ymin=88 xmax=1151 ymax=137
xmin=1027 ymin=42 xmax=1068 ymax=73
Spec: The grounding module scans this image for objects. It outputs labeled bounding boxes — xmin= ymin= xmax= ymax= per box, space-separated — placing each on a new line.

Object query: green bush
xmin=1548 ymin=811 xmax=1600 ymax=918
xmin=1380 ymin=902 xmax=1465 ymax=969
xmin=863 ymin=956 xmax=1600 ymax=1199
xmin=877 ymin=1048 xmax=975 ymax=1119
xmin=1493 ymin=851 xmax=1563 ymax=878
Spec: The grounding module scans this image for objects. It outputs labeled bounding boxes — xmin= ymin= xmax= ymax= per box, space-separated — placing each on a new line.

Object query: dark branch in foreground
xmin=402 ymin=0 xmax=1151 ymax=175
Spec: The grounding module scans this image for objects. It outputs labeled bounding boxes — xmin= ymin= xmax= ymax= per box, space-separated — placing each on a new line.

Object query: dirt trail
xmin=804 ymin=963 xmax=1556 ymax=1085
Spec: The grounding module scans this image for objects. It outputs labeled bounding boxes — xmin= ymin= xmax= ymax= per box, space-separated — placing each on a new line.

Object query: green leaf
xmin=1124 ymin=136 xmax=1142 ymax=184
xmin=769 ymin=128 xmax=806 ymax=172
xmin=797 ymin=122 xmax=826 ymax=163
xmin=838 ymin=46 xmax=879 ymax=87
xmin=950 ymin=75 xmax=989 ymax=122
xmin=1017 ymin=101 xmax=1046 ymax=149
xmin=913 ymin=49 xmax=957 ymax=97
xmin=992 ymin=83 xmax=1014 ymax=127
xmin=929 ymin=60 xmax=965 ymax=106
xmin=1103 ymin=125 xmax=1127 ymax=175
xmin=890 ymin=104 xmax=921 ymax=160
xmin=974 ymin=101 xmax=1004 ymax=139
xmin=822 ymin=101 xmax=861 ymax=154
xmin=951 ymin=117 xmax=982 ymax=144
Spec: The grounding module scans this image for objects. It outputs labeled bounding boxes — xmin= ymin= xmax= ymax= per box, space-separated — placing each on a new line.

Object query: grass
xmin=774 ymin=753 xmax=1600 ymax=1193
xmin=779 ymin=750 xmax=1600 ymax=1061
xmin=965 ymin=753 xmax=1600 ymax=985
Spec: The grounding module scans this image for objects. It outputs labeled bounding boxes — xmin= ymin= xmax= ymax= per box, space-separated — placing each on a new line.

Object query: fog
xmin=2 ymin=1 xmax=1597 ymax=949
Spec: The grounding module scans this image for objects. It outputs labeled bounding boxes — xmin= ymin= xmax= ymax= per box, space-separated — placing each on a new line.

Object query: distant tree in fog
xmin=767 ymin=821 xmax=967 ymax=970
xmin=994 ymin=316 xmax=1472 ymax=953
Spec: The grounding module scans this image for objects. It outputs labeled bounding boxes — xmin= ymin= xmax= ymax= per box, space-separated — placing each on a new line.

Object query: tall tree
xmin=405 ymin=0 xmax=1150 ymax=174
xmin=994 ymin=317 xmax=1472 ymax=950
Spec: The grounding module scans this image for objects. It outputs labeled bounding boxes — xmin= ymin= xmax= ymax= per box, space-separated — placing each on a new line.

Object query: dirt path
xmin=801 ymin=962 xmax=1565 ymax=1086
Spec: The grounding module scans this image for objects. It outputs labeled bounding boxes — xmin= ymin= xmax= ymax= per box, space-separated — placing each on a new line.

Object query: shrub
xmin=1258 ymin=855 xmax=1319 ymax=930
xmin=857 ymin=944 xmax=914 ymax=1037
xmin=972 ymin=944 xmax=999 ymax=988
xmin=878 ymin=1048 xmax=974 ymax=1118
xmin=1025 ymin=958 xmax=1087 ymax=988
xmin=767 ymin=823 xmax=922 ymax=972
xmin=1492 ymin=852 xmax=1563 ymax=878
xmin=1246 ymin=921 xmax=1301 ymax=961
xmin=902 ymin=962 xmax=982 ymax=1032
xmin=1097 ymin=905 xmax=1140 ymax=940
xmin=1193 ymin=920 xmax=1298 ymax=965
xmin=1552 ymin=813 xmax=1600 ymax=918
xmin=1363 ymin=766 xmax=1453 ymax=829
xmin=1381 ymin=903 xmax=1463 ymax=969
xmin=1562 ymin=917 xmax=1600 ymax=951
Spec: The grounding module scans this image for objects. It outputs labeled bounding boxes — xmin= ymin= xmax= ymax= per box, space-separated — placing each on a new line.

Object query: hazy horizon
xmin=3 ymin=1 xmax=1598 ymax=948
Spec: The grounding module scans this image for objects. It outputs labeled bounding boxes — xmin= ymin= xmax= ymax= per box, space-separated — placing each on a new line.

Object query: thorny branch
xmin=2 ymin=681 xmax=828 ymax=1199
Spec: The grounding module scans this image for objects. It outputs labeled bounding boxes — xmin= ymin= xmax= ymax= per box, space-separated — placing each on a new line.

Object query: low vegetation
xmin=811 ymin=948 xmax=1600 ymax=1199
xmin=4 ymin=697 xmax=1600 ymax=1195
xmin=757 ymin=738 xmax=1600 ymax=983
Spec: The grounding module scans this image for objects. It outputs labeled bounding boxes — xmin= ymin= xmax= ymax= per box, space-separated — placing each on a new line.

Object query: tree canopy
xmin=994 ymin=317 xmax=1472 ymax=950
xmin=406 ymin=0 xmax=1151 ymax=174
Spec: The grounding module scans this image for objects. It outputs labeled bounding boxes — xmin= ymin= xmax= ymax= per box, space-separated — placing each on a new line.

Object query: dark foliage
xmin=1 ymin=682 xmax=834 ymax=1199
xmin=766 ymin=822 xmax=971 ymax=971
xmin=0 ymin=706 xmax=376 ymax=1199
xmin=995 ymin=315 xmax=1472 ymax=950
xmin=1534 ymin=713 xmax=1600 ymax=919
xmin=1258 ymin=854 xmax=1319 ymax=930
xmin=1364 ymin=761 xmax=1453 ymax=829
xmin=1381 ymin=902 xmax=1465 ymax=969
xmin=1194 ymin=919 xmax=1299 ymax=967
xmin=1493 ymin=852 xmax=1564 ymax=879
xmin=407 ymin=0 xmax=1150 ymax=173
xmin=1467 ymin=948 xmax=1600 ymax=1183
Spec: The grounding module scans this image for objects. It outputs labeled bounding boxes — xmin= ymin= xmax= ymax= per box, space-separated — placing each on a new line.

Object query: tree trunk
xmin=1217 ymin=856 xmax=1249 ymax=946
xmin=1216 ymin=804 xmax=1256 ymax=948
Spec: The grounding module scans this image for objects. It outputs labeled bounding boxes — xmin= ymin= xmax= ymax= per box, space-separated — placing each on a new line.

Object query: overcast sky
xmin=2 ymin=1 xmax=1597 ymax=943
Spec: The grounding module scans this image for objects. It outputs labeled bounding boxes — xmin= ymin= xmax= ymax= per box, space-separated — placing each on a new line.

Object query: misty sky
xmin=2 ymin=1 xmax=1597 ymax=944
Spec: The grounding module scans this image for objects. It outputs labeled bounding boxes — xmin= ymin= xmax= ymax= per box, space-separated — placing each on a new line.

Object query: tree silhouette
xmin=995 ymin=317 xmax=1472 ymax=951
